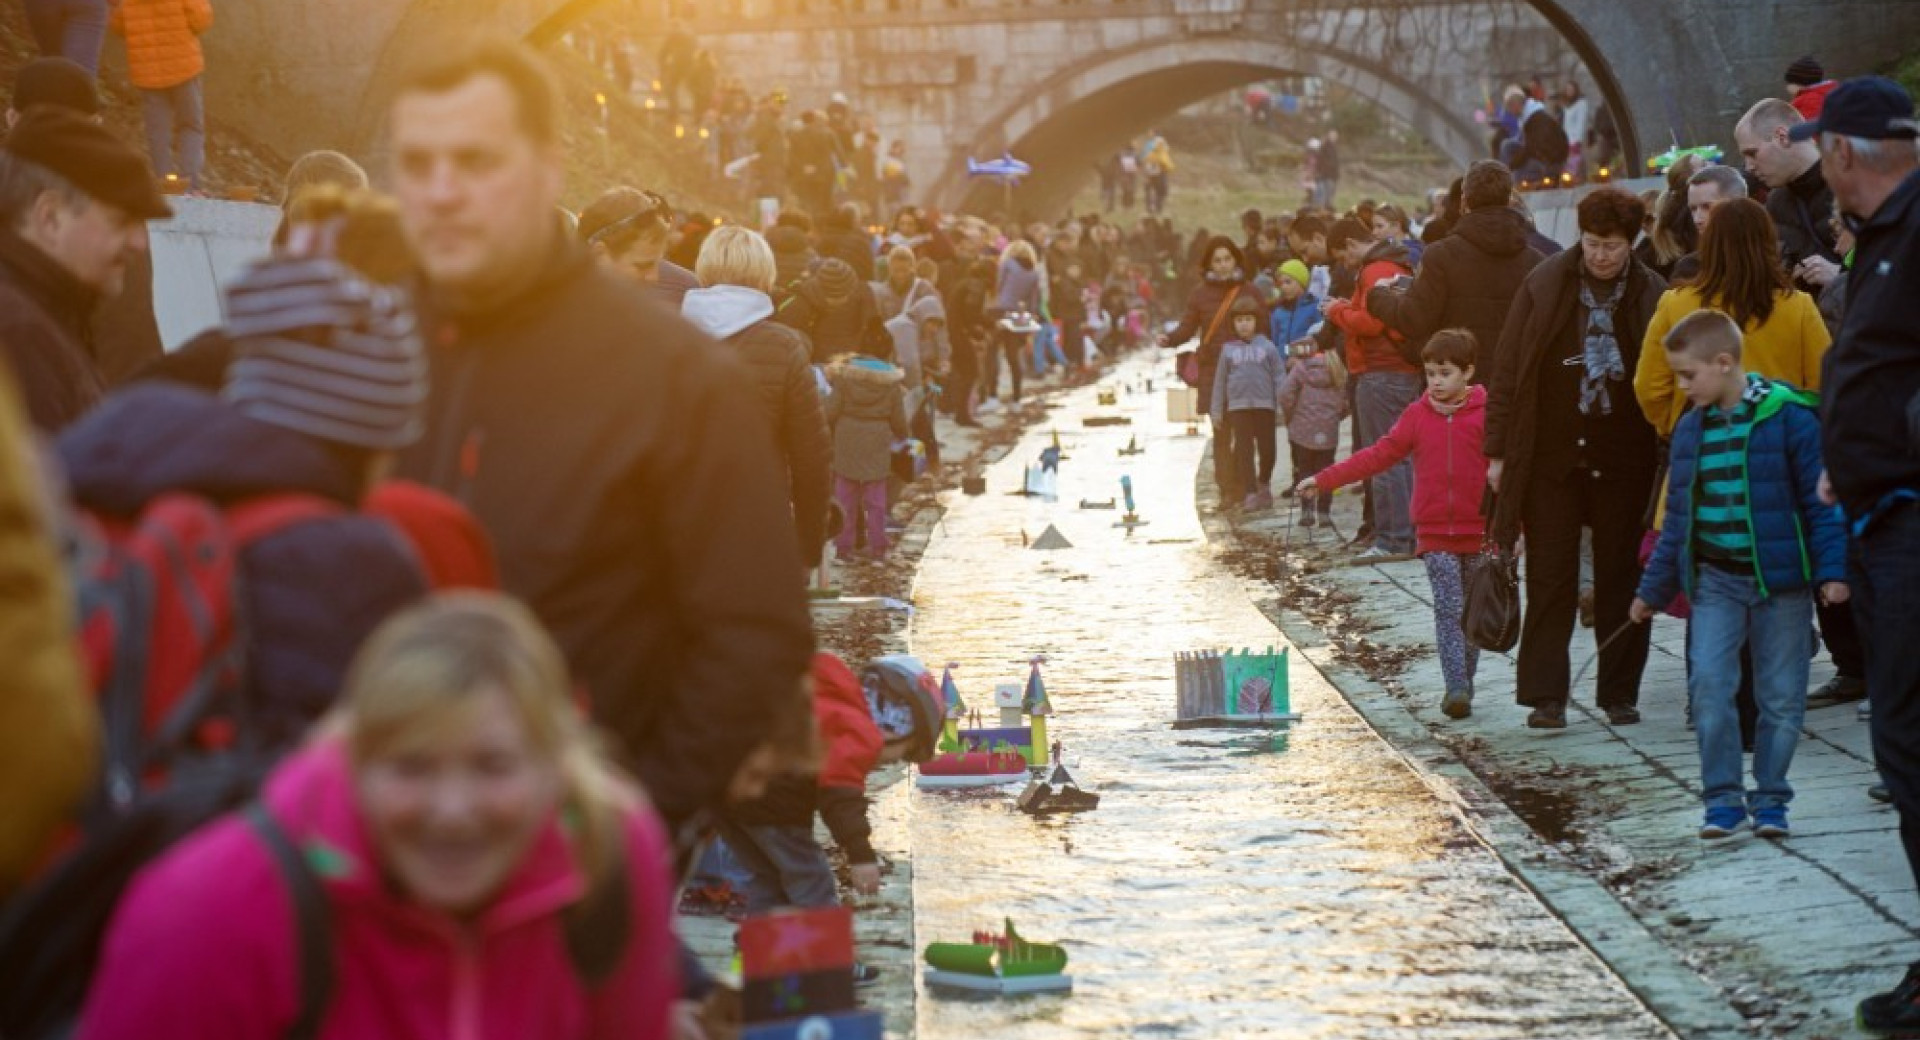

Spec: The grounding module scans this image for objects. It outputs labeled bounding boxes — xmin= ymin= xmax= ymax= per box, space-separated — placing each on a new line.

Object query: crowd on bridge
xmin=3 ymin=16 xmax=1920 ymax=1040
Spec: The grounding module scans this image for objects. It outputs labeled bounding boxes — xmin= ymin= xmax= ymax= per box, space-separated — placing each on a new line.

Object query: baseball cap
xmin=1788 ymin=76 xmax=1918 ymax=142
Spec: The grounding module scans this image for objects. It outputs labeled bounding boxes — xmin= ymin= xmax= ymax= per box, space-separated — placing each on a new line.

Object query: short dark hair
xmin=1463 ymin=160 xmax=1514 ymax=211
xmin=1663 ymin=308 xmax=1744 ymax=362
xmin=1422 ymin=328 xmax=1479 ymax=369
xmin=1290 ymin=214 xmax=1328 ymax=240
xmin=394 ymin=35 xmax=562 ymax=147
xmin=1576 ymin=187 xmax=1647 ymax=239
xmin=1327 ymin=218 xmax=1371 ymax=253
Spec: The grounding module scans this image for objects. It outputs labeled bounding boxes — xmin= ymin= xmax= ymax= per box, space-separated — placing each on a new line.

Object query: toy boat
xmin=1017 ymin=746 xmax=1100 ymax=815
xmin=915 ymin=749 xmax=1031 ymax=788
xmin=924 ymin=919 xmax=1073 ymax=995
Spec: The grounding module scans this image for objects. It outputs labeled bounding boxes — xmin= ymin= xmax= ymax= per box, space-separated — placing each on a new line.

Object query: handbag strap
xmin=1202 ymin=285 xmax=1243 ymax=347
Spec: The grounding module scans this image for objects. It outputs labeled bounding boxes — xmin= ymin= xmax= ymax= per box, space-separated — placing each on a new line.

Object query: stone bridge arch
xmin=934 ymin=34 xmax=1489 ymax=216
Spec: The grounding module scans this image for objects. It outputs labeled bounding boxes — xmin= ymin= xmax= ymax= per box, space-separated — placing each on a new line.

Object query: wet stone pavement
xmin=901 ymin=353 xmax=1673 ymax=1039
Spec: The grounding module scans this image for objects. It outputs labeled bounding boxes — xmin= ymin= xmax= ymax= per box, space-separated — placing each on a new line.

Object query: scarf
xmin=1576 ymin=275 xmax=1627 ymax=416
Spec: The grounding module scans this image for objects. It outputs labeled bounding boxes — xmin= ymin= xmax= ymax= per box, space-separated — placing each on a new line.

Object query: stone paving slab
xmin=1232 ymin=485 xmax=1920 ymax=1038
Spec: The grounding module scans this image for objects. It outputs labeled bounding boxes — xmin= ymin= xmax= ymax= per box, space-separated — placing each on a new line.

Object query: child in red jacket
xmin=1298 ymin=330 xmax=1490 ymax=720
xmin=717 ymin=651 xmax=912 ymax=986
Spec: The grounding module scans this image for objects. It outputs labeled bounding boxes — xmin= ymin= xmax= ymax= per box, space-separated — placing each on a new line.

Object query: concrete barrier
xmin=1522 ymin=176 xmax=1662 ymax=247
xmin=148 ymin=197 xmax=279 ymax=350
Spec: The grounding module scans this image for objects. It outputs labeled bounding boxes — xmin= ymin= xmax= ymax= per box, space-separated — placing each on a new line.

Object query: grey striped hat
xmin=221 ymin=258 xmax=427 ymax=451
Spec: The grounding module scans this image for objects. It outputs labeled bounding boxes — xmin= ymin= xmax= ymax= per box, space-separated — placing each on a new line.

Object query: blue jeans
xmin=142 ymin=77 xmax=205 ymax=190
xmin=1030 ymin=322 xmax=1067 ymax=374
xmin=23 ymin=0 xmax=108 ymax=73
xmin=1688 ymin=565 xmax=1812 ymax=812
xmin=712 ymin=820 xmax=839 ymax=916
xmin=1354 ymin=371 xmax=1421 ymax=553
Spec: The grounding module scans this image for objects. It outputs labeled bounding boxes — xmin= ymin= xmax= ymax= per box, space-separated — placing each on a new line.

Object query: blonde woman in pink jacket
xmin=77 ymin=593 xmax=677 ymax=1040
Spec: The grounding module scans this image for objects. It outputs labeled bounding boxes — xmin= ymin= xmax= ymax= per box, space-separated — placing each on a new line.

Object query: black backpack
xmin=0 ymin=784 xmax=632 ymax=1039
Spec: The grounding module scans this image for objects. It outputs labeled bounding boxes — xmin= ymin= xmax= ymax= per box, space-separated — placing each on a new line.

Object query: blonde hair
xmin=695 ymin=225 xmax=777 ymax=293
xmin=281 ymin=185 xmax=416 ymax=287
xmin=1323 ymin=345 xmax=1349 ymax=393
xmin=342 ymin=593 xmax=636 ymax=891
xmin=999 ymin=240 xmax=1037 ymax=267
xmin=886 ymin=245 xmax=915 ymax=278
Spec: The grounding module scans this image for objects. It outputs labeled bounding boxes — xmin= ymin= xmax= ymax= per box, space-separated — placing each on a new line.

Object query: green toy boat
xmin=923 ymin=919 xmax=1072 ymax=994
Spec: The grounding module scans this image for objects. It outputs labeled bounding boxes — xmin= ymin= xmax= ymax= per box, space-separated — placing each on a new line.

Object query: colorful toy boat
xmin=924 ymin=919 xmax=1073 ymax=995
xmin=915 ymin=749 xmax=1031 ymax=788
xmin=1016 ymin=745 xmax=1100 ymax=815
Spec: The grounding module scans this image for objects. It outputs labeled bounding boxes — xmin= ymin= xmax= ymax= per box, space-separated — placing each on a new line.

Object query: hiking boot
xmin=1699 ymin=806 xmax=1747 ymax=839
xmin=1809 ymin=674 xmax=1868 ymax=708
xmin=1526 ymin=704 xmax=1567 ymax=729
xmin=852 ymin=962 xmax=882 ymax=988
xmin=1603 ymin=704 xmax=1642 ymax=726
xmin=1752 ymin=807 xmax=1790 ymax=838
xmin=1857 ymin=962 xmax=1920 ymax=1036
xmin=1872 ymin=783 xmax=1893 ymax=804
xmin=1441 ymin=688 xmax=1473 ymax=719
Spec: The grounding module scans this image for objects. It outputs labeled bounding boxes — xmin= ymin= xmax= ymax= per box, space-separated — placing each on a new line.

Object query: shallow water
xmin=901 ymin=354 xmax=1671 ymax=1039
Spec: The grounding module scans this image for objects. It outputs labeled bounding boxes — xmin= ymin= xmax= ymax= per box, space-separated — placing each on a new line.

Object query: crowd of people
xmin=3 ymin=19 xmax=1920 ymax=1038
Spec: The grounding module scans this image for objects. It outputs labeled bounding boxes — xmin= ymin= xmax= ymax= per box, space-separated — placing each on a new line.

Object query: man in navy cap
xmin=1793 ymin=76 xmax=1920 ymax=1035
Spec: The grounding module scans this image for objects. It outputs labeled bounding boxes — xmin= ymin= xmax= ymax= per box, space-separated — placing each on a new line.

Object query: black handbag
xmin=1463 ymin=491 xmax=1521 ymax=652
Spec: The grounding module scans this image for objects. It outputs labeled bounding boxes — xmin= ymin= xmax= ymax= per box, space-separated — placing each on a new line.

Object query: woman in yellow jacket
xmin=110 ymin=0 xmax=213 ymax=191
xmin=1635 ymin=197 xmax=1830 ymax=441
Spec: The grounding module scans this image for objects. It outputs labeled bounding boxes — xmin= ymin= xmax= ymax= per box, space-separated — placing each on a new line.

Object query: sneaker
xmin=1299 ymin=513 xmax=1318 ymax=528
xmin=1857 ymin=962 xmax=1920 ymax=1036
xmin=1871 ymin=783 xmax=1893 ymax=804
xmin=1578 ymin=586 xmax=1596 ymax=629
xmin=852 ymin=962 xmax=882 ymax=988
xmin=1699 ymin=806 xmax=1747 ymax=838
xmin=1752 ymin=807 xmax=1790 ymax=838
xmin=1280 ymin=486 xmax=1296 ymax=498
xmin=1603 ymin=704 xmax=1642 ymax=725
xmin=1526 ymin=704 xmax=1567 ymax=729
xmin=1861 ymin=699 xmax=1874 ymax=721
xmin=1355 ymin=545 xmax=1412 ymax=563
xmin=1809 ymin=674 xmax=1868 ymax=708
xmin=1253 ymin=489 xmax=1274 ymax=511
xmin=1441 ymin=689 xmax=1473 ymax=719
xmin=1241 ymin=493 xmax=1263 ymax=512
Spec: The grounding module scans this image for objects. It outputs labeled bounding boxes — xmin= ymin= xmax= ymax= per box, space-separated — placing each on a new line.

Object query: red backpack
xmin=73 ymin=491 xmax=342 ymax=814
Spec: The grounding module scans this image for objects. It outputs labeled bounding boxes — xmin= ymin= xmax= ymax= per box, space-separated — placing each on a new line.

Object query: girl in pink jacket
xmin=77 ymin=594 xmax=677 ymax=1040
xmin=1297 ymin=330 xmax=1490 ymax=721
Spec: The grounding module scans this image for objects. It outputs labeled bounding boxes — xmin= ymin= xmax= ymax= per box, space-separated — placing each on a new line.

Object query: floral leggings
xmin=1424 ymin=551 xmax=1486 ymax=694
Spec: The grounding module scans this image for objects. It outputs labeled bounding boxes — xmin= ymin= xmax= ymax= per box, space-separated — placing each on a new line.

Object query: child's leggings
xmin=1424 ymin=551 xmax=1485 ymax=693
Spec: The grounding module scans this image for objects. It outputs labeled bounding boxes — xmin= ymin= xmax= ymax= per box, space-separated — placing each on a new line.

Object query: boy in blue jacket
xmin=1269 ymin=259 xmax=1323 ymax=346
xmin=1632 ymin=310 xmax=1848 ymax=841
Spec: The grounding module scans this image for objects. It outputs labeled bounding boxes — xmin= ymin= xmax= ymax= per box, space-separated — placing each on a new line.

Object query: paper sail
xmin=941 ymin=663 xmax=967 ymax=718
xmin=1029 ymin=524 xmax=1072 ymax=551
xmin=1023 ymin=658 xmax=1053 ymax=716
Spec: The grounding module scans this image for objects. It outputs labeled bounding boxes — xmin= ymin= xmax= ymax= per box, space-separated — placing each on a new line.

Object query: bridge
xmin=205 ymin=0 xmax=1920 ymax=214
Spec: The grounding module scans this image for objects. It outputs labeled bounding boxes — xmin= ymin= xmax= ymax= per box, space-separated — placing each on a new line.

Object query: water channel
xmin=899 ymin=353 xmax=1673 ymax=1039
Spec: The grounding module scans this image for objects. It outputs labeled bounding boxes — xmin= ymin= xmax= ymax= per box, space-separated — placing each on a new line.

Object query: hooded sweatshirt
xmin=1209 ymin=334 xmax=1285 ymax=424
xmin=824 ymin=356 xmax=907 ymax=482
xmin=1313 ymin=385 xmax=1490 ymax=555
xmin=75 ymin=739 xmax=677 ymax=1040
xmin=682 ymin=285 xmax=832 ymax=567
xmin=1277 ymin=351 xmax=1349 ymax=451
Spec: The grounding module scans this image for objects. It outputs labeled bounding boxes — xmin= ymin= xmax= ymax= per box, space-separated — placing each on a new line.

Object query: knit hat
xmin=11 ymin=57 xmax=99 ymax=117
xmin=1785 ymin=55 xmax=1825 ymax=87
xmin=221 ymin=258 xmax=427 ymax=451
xmin=1277 ymin=259 xmax=1311 ymax=289
xmin=3 ymin=107 xmax=169 ymax=220
xmin=812 ymin=257 xmax=860 ymax=303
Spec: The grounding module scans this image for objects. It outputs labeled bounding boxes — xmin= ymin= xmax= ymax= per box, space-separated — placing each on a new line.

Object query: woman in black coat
xmin=1159 ymin=235 xmax=1262 ymax=501
xmin=1486 ymin=189 xmax=1665 ymax=729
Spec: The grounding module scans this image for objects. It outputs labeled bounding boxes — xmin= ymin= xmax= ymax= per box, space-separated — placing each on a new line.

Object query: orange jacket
xmin=110 ymin=0 xmax=214 ymax=90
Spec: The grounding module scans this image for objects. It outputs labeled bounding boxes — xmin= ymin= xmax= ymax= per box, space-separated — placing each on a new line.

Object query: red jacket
xmin=1314 ymin=386 xmax=1488 ymax=555
xmin=1322 ymin=242 xmax=1418 ymax=377
xmin=1791 ymin=81 xmax=1838 ymax=120
xmin=76 ymin=740 xmax=677 ymax=1040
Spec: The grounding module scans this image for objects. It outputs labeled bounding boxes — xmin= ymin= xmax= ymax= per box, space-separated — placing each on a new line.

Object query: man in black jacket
xmin=1370 ymin=160 xmax=1543 ymax=378
xmin=1794 ymin=78 xmax=1920 ymax=1036
xmin=0 ymin=108 xmax=170 ymax=429
xmin=385 ymin=38 xmax=813 ymax=842
xmin=1737 ymin=98 xmax=1842 ymax=290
